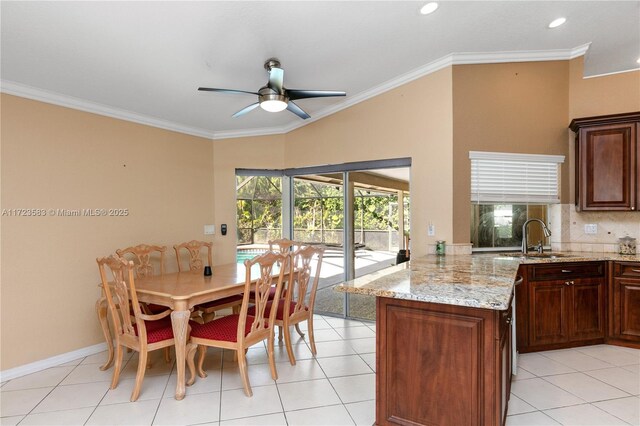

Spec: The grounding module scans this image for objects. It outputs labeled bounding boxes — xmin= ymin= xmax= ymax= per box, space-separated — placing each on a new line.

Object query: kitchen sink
xmin=500 ymin=252 xmax=577 ymax=259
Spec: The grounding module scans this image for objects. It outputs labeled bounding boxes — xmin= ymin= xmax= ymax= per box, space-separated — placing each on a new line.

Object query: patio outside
xmin=236 ymin=174 xmax=410 ymax=320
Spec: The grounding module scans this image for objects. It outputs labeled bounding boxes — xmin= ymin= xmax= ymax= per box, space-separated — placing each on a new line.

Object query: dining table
xmin=96 ymin=261 xmax=281 ymax=400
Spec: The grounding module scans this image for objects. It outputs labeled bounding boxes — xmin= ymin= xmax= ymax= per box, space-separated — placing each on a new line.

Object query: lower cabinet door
xmin=614 ymin=278 xmax=640 ymax=340
xmin=570 ymin=277 xmax=605 ymax=341
xmin=529 ymin=280 xmax=570 ymax=346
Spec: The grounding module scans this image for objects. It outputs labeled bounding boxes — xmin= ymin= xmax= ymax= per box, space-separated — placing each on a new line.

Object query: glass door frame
xmin=237 ymin=157 xmax=411 ymax=319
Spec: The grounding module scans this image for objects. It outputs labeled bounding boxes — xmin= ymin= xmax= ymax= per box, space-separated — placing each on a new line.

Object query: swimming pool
xmin=236 ymin=249 xmax=267 ymax=263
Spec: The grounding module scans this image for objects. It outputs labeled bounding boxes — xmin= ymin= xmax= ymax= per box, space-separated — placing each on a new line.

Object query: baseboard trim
xmin=0 ymin=342 xmax=107 ymax=381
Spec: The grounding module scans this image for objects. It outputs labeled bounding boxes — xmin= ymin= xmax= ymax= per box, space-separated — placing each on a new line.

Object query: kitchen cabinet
xmin=520 ymin=262 xmax=606 ymax=352
xmin=376 ymin=295 xmax=512 ymax=426
xmin=569 ymin=112 xmax=640 ymax=211
xmin=609 ymin=262 xmax=640 ymax=344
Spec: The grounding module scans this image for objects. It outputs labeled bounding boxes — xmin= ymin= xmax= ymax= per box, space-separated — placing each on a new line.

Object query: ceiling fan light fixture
xmin=420 ymin=2 xmax=438 ymax=15
xmin=260 ymin=96 xmax=288 ymax=112
xmin=548 ymin=17 xmax=566 ymax=28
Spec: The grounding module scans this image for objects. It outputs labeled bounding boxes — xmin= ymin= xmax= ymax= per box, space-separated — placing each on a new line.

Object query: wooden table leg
xmin=170 ymin=307 xmax=190 ymax=400
xmin=95 ymin=297 xmax=114 ymax=371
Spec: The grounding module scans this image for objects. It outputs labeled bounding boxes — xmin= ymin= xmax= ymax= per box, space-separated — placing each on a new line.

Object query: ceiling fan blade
xmin=286 ymin=89 xmax=346 ymax=101
xmin=286 ymin=101 xmax=310 ymax=120
xmin=268 ymin=67 xmax=284 ymax=94
xmin=198 ymin=87 xmax=258 ymax=96
xmin=232 ymin=102 xmax=260 ymax=118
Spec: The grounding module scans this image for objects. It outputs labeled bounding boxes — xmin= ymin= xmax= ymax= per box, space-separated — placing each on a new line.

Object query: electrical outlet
xmin=584 ymin=224 xmax=598 ymax=234
xmin=204 ymin=224 xmax=215 ymax=235
xmin=428 ymin=223 xmax=435 ymax=236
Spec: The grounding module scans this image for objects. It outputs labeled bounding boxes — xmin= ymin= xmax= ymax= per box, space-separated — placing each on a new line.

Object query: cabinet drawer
xmin=613 ymin=262 xmax=640 ymax=278
xmin=529 ymin=262 xmax=605 ymax=281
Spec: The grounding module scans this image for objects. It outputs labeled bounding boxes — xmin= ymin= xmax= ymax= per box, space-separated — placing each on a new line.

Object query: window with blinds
xmin=469 ymin=151 xmax=565 ymax=204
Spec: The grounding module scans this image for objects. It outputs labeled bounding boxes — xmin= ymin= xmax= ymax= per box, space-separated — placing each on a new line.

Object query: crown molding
xmin=1 ymin=80 xmax=216 ymax=140
xmin=2 ymin=44 xmax=592 ymax=141
xmin=584 ymin=66 xmax=640 ymax=79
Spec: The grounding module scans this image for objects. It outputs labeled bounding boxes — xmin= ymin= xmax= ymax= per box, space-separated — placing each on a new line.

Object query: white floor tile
xmin=119 ymin=356 xmax=175 ymax=381
xmin=506 ymin=411 xmax=560 ymax=425
xmin=540 ymin=348 xmax=615 ymax=371
xmin=285 ymin=404 xmax=355 ymax=425
xmin=513 ymin=367 xmax=536 ymax=381
xmin=221 ymin=360 xmax=276 ymax=391
xmin=164 ymin=367 xmax=221 ymax=398
xmin=220 ymin=385 xmax=281 ymax=421
xmin=0 ymin=387 xmax=53 ymax=417
xmin=2 ymin=366 xmax=74 ymax=391
xmin=317 ymin=355 xmax=373 ymax=378
xmin=273 ymin=359 xmax=326 ymax=383
xmin=330 ymin=374 xmax=375 ymax=404
xmin=57 ymin=358 xmax=84 ymax=367
xmin=278 ymin=379 xmax=341 ymax=411
xmin=323 ymin=318 xmax=364 ymax=328
xmin=543 ymin=372 xmax=630 ymax=402
xmin=153 ymin=392 xmax=220 ymax=425
xmin=298 ymin=318 xmax=333 ymax=330
xmin=543 ymin=403 xmax=629 ymax=425
xmin=345 ymin=399 xmax=375 ymax=426
xmin=359 ymin=353 xmax=376 ymax=372
xmin=59 ymin=363 xmax=116 ymax=385
xmin=0 ymin=415 xmax=23 ymax=425
xmin=333 ymin=327 xmax=376 ymax=340
xmin=517 ymin=353 xmax=576 ymax=376
xmin=271 ymin=341 xmax=315 ymax=363
xmin=224 ymin=345 xmax=270 ymax=365
xmin=576 ymin=345 xmax=640 ymax=367
xmin=586 ymin=367 xmax=640 ymax=395
xmin=101 ymin=375 xmax=169 ymax=405
xmin=346 ymin=338 xmax=376 ymax=355
xmin=623 ymin=364 xmax=639 ymax=374
xmin=220 ymin=412 xmax=287 ymax=425
xmin=309 ymin=328 xmax=345 ymax=342
xmin=507 ymin=394 xmax=537 ymax=415
xmin=313 ymin=341 xmax=357 ymax=358
xmin=31 ymin=382 xmax=108 ymax=413
xmin=510 ymin=378 xmax=585 ymax=410
xmin=87 ymin=399 xmax=160 ymax=426
xmin=80 ymin=350 xmax=133 ymax=366
xmin=593 ymin=396 xmax=640 ymax=425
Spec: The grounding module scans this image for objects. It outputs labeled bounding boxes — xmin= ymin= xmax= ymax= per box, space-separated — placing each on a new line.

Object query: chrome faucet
xmin=522 ymin=219 xmax=552 ymax=254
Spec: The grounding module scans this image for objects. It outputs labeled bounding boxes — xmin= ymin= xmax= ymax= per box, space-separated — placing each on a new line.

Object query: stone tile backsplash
xmin=549 ymin=204 xmax=640 ymax=253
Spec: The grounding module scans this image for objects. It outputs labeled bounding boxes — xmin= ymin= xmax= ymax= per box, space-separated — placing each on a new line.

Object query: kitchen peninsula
xmin=336 ymin=253 xmax=640 ymax=426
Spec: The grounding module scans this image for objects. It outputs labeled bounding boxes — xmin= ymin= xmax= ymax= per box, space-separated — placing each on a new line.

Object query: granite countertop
xmin=334 ymin=252 xmax=640 ymax=311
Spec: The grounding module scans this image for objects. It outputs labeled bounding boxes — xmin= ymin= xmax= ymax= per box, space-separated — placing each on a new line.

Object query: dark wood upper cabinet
xmin=570 ymin=112 xmax=640 ymax=211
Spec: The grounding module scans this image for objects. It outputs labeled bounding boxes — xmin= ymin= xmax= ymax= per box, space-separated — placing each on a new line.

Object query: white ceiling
xmin=2 ymin=1 xmax=639 ymax=139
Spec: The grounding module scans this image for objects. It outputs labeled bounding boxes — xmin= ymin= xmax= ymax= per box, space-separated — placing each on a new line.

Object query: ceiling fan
xmin=198 ymin=58 xmax=346 ymax=119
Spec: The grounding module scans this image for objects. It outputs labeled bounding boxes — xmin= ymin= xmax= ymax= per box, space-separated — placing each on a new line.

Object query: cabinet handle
xmin=561 ymin=270 xmax=573 ymax=273
xmin=565 ymin=281 xmax=571 ymax=286
xmin=505 ymin=317 xmax=512 ymax=325
xmin=631 ymin=269 xmax=640 ymax=273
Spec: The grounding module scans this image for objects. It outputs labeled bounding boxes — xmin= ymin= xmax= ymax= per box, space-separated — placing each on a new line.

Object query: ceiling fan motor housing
xmin=258 ymin=86 xmax=288 ymax=104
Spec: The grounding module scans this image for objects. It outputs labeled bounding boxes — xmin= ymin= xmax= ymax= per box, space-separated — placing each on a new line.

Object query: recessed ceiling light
xmin=637 ymin=57 xmax=640 ymax=64
xmin=548 ymin=17 xmax=567 ymax=28
xmin=420 ymin=2 xmax=439 ymax=15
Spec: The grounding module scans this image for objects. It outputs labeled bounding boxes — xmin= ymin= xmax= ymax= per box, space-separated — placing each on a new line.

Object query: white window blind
xmin=469 ymin=151 xmax=564 ymax=204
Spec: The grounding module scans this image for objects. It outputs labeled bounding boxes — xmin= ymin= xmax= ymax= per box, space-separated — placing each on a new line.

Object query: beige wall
xmin=451 ymin=61 xmax=571 ymax=244
xmin=284 ymin=68 xmax=454 ymax=257
xmin=212 ymin=135 xmax=285 ymax=265
xmin=1 ymin=94 xmax=215 ymax=370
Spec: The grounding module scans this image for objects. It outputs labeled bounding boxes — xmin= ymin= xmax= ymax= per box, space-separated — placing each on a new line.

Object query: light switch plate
xmin=428 ymin=223 xmax=435 ymax=236
xmin=204 ymin=224 xmax=215 ymax=235
xmin=584 ymin=224 xmax=597 ymax=234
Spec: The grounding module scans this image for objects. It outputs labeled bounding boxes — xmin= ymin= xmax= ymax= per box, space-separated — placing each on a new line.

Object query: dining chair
xmin=249 ymin=245 xmax=324 ymax=365
xmin=248 ymin=238 xmax=301 ymax=302
xmin=116 ymin=244 xmax=167 ymax=314
xmin=174 ymin=240 xmax=242 ymax=322
xmin=186 ymin=251 xmax=288 ymax=397
xmin=97 ymin=255 xmax=183 ymax=402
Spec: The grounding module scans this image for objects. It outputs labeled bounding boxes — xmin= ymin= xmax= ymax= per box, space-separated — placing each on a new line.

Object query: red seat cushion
xmin=248 ymin=299 xmax=308 ymax=321
xmin=146 ymin=304 xmax=169 ymax=314
xmin=197 ymin=294 xmax=243 ymax=310
xmin=133 ymin=317 xmax=174 ymax=343
xmin=190 ymin=314 xmax=255 ymax=342
xmin=249 ymin=286 xmax=277 ymax=301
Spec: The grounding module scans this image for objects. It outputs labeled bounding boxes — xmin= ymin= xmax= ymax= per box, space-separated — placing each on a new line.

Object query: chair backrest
xmin=268 ymin=238 xmax=299 ymax=254
xmin=173 ymin=240 xmax=213 ymax=272
xmin=239 ymin=251 xmax=288 ymax=343
xmin=97 ymin=255 xmax=146 ymax=342
xmin=285 ymin=245 xmax=324 ymax=317
xmin=116 ymin=244 xmax=166 ymax=278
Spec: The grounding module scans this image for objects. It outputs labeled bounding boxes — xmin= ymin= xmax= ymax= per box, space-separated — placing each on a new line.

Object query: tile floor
xmin=0 ymin=314 xmax=638 ymax=425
